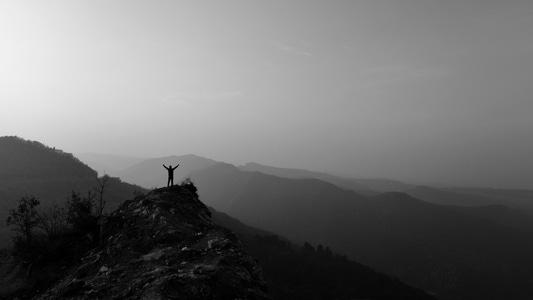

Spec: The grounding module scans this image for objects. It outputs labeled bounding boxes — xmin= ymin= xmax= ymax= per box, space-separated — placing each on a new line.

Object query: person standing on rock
xmin=163 ymin=164 xmax=179 ymax=187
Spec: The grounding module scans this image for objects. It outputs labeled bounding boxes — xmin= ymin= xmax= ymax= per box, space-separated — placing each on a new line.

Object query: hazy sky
xmin=1 ymin=0 xmax=533 ymax=189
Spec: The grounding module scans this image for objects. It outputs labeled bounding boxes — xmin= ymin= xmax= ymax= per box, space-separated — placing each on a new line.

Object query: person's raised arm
xmin=163 ymin=164 xmax=168 ymax=170
xmin=172 ymin=164 xmax=180 ymax=170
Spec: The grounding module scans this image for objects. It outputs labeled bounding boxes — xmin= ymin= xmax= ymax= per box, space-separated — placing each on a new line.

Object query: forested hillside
xmin=0 ymin=136 xmax=145 ymax=248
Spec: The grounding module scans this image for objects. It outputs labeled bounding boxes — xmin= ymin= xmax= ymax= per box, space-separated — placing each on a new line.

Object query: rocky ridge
xmin=35 ymin=185 xmax=271 ymax=299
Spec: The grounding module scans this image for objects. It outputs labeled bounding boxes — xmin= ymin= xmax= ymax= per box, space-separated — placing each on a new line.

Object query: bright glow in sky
xmin=1 ymin=0 xmax=533 ymax=189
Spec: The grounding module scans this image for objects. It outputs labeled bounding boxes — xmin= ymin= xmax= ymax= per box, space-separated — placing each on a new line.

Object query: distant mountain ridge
xmin=240 ymin=162 xmax=377 ymax=195
xmin=74 ymin=152 xmax=147 ymax=176
xmin=77 ymin=152 xmax=533 ymax=233
xmin=240 ymin=161 xmax=533 ymax=212
xmin=240 ymin=162 xmax=420 ymax=193
xmin=78 ymin=153 xmax=533 ymax=212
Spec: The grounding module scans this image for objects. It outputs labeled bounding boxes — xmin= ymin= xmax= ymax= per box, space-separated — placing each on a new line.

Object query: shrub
xmin=180 ymin=178 xmax=198 ymax=195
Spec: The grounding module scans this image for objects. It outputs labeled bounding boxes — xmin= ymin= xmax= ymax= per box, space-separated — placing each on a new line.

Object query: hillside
xmin=0 ymin=136 xmax=145 ymax=248
xmin=210 ymin=209 xmax=436 ymax=300
xmin=190 ymin=163 xmax=533 ymax=300
xmin=0 ymin=136 xmax=96 ymax=181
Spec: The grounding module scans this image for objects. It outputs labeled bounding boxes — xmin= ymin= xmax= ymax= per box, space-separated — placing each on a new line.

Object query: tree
xmin=67 ymin=191 xmax=96 ymax=234
xmin=94 ymin=175 xmax=110 ymax=218
xmin=6 ymin=195 xmax=40 ymax=248
xmin=302 ymin=241 xmax=315 ymax=254
xmin=36 ymin=203 xmax=68 ymax=240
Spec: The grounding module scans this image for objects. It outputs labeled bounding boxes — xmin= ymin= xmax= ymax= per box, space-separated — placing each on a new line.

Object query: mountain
xmin=352 ymin=178 xmax=416 ymax=193
xmin=75 ymin=152 xmax=147 ymax=176
xmin=240 ymin=162 xmax=423 ymax=194
xmin=0 ymin=136 xmax=145 ymax=248
xmin=405 ymin=185 xmax=502 ymax=207
xmin=405 ymin=186 xmax=533 ymax=227
xmin=445 ymin=204 xmax=533 ymax=233
xmin=240 ymin=162 xmax=377 ymax=195
xmin=0 ymin=136 xmax=96 ymax=181
xmin=114 ymin=154 xmax=219 ymax=189
xmin=190 ymin=163 xmax=533 ymax=300
xmin=442 ymin=187 xmax=533 ymax=213
xmin=20 ymin=186 xmax=271 ymax=299
xmin=92 ymin=154 xmax=415 ymax=196
xmin=191 ymin=163 xmax=371 ymax=246
xmin=239 ymin=162 xmax=533 ymax=212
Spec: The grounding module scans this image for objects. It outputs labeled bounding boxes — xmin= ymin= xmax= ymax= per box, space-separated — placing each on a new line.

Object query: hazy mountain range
xmin=189 ymin=163 xmax=533 ymax=299
xmin=83 ymin=152 xmax=533 ymax=213
xmin=82 ymin=153 xmax=530 ymax=212
xmin=1 ymin=137 xmax=438 ymax=299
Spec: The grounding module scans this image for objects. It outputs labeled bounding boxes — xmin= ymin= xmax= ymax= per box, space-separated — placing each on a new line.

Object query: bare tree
xmin=36 ymin=203 xmax=68 ymax=240
xmin=94 ymin=175 xmax=110 ymax=217
xmin=6 ymin=195 xmax=40 ymax=248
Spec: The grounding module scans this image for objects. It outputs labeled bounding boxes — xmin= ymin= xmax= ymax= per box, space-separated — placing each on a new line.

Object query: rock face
xmin=35 ymin=185 xmax=271 ymax=299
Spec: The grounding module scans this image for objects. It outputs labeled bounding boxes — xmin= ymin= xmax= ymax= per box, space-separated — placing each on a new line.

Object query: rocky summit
xmin=35 ymin=185 xmax=271 ymax=300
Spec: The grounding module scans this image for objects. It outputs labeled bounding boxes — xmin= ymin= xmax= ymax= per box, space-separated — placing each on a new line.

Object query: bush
xmin=180 ymin=178 xmax=198 ymax=195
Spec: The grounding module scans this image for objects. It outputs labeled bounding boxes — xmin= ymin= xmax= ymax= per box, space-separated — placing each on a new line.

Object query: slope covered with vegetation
xmin=0 ymin=136 xmax=145 ymax=248
xmin=211 ymin=209 xmax=436 ymax=300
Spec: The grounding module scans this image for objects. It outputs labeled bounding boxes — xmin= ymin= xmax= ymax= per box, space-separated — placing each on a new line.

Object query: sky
xmin=1 ymin=0 xmax=533 ymax=189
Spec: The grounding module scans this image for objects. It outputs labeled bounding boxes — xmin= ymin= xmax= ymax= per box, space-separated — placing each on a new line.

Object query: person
xmin=163 ymin=164 xmax=179 ymax=187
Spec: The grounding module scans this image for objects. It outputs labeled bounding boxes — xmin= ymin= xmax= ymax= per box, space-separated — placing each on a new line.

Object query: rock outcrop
xmin=35 ymin=185 xmax=271 ymax=299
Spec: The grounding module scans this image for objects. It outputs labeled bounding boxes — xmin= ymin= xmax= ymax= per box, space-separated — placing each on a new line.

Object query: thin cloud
xmin=161 ymin=91 xmax=244 ymax=104
xmin=271 ymin=41 xmax=314 ymax=57
xmin=362 ymin=64 xmax=449 ymax=83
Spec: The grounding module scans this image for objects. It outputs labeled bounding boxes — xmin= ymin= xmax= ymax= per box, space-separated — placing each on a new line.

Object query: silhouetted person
xmin=163 ymin=164 xmax=179 ymax=187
